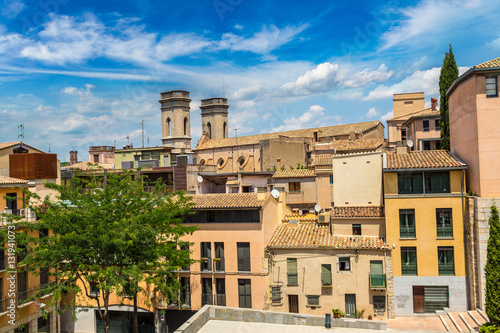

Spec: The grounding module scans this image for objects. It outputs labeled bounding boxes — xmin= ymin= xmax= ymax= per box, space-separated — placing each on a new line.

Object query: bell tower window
xmin=207 ymin=122 xmax=212 ymax=138
xmin=167 ymin=118 xmax=171 ymax=136
xmin=223 ymin=122 xmax=227 ymax=138
xmin=184 ymin=117 xmax=188 ymax=136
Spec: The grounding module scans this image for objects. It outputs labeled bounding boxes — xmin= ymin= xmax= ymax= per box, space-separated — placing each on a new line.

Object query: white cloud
xmin=380 ymin=111 xmax=394 ymax=123
xmin=1 ymin=0 xmax=25 ymax=18
xmin=270 ymin=105 xmax=325 ymax=132
xmin=344 ymin=64 xmax=393 ymax=88
xmin=365 ymin=107 xmax=379 ymax=118
xmin=234 ymin=24 xmax=244 ymax=30
xmin=232 ymin=84 xmax=262 ymax=100
xmin=486 ymin=35 xmax=500 ymax=49
xmin=62 ymin=84 xmax=108 ymax=114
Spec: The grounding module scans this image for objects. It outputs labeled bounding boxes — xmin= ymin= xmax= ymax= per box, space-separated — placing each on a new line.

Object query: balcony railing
xmin=400 ymin=226 xmax=415 ymax=238
xmin=201 ymin=293 xmax=213 ymax=306
xmin=438 ymin=264 xmax=454 ymax=276
xmin=18 ymin=288 xmax=36 ymax=305
xmin=437 ymin=226 xmax=453 ymax=238
xmin=215 ymin=294 xmax=226 ymax=306
xmin=214 ymin=258 xmax=225 ymax=272
xmin=0 ymin=208 xmax=36 ymax=222
xmin=0 ymin=297 xmax=8 ymax=312
xmin=369 ymin=274 xmax=387 ymax=289
xmin=200 ymin=258 xmax=212 ymax=272
xmin=180 ymin=292 xmax=191 ymax=307
xmin=402 ymin=263 xmax=417 ymax=276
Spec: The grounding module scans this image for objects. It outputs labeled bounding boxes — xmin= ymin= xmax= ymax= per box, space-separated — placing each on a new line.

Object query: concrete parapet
xmin=174 ymin=305 xmax=387 ymax=332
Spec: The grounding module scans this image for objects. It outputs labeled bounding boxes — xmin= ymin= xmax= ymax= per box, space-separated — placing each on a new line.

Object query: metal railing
xmin=18 ymin=288 xmax=36 ymax=305
xmin=213 ymin=258 xmax=225 ymax=272
xmin=201 ymin=293 xmax=213 ymax=306
xmin=400 ymin=226 xmax=415 ymax=238
xmin=369 ymin=274 xmax=387 ymax=288
xmin=402 ymin=263 xmax=417 ymax=276
xmin=437 ymin=226 xmax=453 ymax=238
xmin=180 ymin=292 xmax=191 ymax=307
xmin=215 ymin=294 xmax=226 ymax=306
xmin=200 ymin=258 xmax=212 ymax=272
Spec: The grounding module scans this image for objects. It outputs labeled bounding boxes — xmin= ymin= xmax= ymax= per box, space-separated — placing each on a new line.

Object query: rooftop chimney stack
xmin=431 ymin=98 xmax=438 ymax=111
xmin=69 ymin=151 xmax=78 ymax=165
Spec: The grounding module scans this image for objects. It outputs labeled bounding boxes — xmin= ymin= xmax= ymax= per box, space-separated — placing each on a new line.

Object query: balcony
xmin=215 ymin=294 xmax=226 ymax=306
xmin=18 ymin=288 xmax=36 ymax=305
xmin=201 ymin=293 xmax=213 ymax=306
xmin=213 ymin=258 xmax=225 ymax=272
xmin=200 ymin=258 xmax=212 ymax=272
xmin=369 ymin=274 xmax=387 ymax=289
xmin=437 ymin=226 xmax=453 ymax=238
xmin=0 ymin=208 xmax=36 ymax=223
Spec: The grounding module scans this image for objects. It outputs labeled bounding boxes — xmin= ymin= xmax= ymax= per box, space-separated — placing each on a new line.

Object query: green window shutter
xmin=321 ymin=264 xmax=332 ymax=286
xmin=287 ymin=258 xmax=298 ymax=285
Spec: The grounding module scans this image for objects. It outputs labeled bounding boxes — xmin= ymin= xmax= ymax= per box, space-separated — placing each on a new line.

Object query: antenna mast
xmin=18 ymin=123 xmax=24 ymax=142
xmin=141 ymin=119 xmax=145 ymax=148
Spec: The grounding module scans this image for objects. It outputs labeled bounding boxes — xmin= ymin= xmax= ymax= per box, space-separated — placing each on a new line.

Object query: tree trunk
xmin=133 ymin=292 xmax=139 ymax=333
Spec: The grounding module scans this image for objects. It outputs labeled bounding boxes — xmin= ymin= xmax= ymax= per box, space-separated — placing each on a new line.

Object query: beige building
xmin=387 ymin=93 xmax=441 ymax=151
xmin=447 ymin=56 xmax=500 ymax=310
xmin=160 ymin=90 xmax=193 ymax=154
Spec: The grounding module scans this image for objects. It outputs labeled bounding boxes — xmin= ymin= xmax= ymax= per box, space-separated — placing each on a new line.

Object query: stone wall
xmin=386 ymin=253 xmax=396 ymax=319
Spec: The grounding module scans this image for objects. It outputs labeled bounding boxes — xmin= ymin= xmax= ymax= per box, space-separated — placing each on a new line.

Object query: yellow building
xmin=113 ymin=146 xmax=173 ymax=170
xmin=383 ymin=150 xmax=467 ymax=315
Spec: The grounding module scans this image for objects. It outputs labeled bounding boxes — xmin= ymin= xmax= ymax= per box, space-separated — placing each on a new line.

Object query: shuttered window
xmin=238 ymin=279 xmax=252 ymax=308
xmin=287 ymin=258 xmax=298 ymax=285
xmin=321 ymin=264 xmax=332 ymax=286
xmin=486 ymin=76 xmax=498 ymax=97
xmin=438 ymin=247 xmax=454 ymax=276
xmin=436 ymin=208 xmax=453 ymax=238
xmin=237 ymin=243 xmax=251 ymax=272
xmin=401 ymin=247 xmax=417 ymax=275
xmin=400 ymin=209 xmax=416 ymax=238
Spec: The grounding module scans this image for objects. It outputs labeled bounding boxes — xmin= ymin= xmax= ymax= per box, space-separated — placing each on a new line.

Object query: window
xmin=180 ymin=244 xmax=190 ymax=271
xmin=289 ymin=182 xmax=301 ymax=193
xmin=436 ymin=208 xmax=453 ymax=238
xmin=423 ymin=141 xmax=431 ymax=151
xmin=271 ymin=286 xmax=282 ymax=304
xmin=401 ymin=129 xmax=407 ymax=141
xmin=238 ymin=279 xmax=252 ymax=308
xmin=438 ymin=247 xmax=454 ymax=276
xmin=373 ymin=295 xmax=386 ymax=311
xmin=38 ymin=314 xmax=50 ymax=333
xmin=215 ymin=278 xmax=226 ymax=306
xmin=329 ymin=174 xmax=334 ymax=185
xmin=223 ymin=122 xmax=227 ymax=138
xmin=237 ymin=243 xmax=250 ymax=272
xmin=423 ymin=120 xmax=430 ymax=132
xmin=321 ymin=264 xmax=332 ymax=286
xmin=180 ymin=277 xmax=191 ymax=307
xmin=339 ymin=257 xmax=350 ymax=271
xmin=401 ymin=247 xmax=417 ymax=275
xmin=307 ymin=295 xmax=320 ymax=306
xmin=425 ymin=172 xmax=450 ymax=193
xmin=435 ymin=119 xmax=440 ymax=131
xmin=93 ymin=155 xmax=99 ymax=163
xmin=184 ymin=117 xmax=188 ymax=135
xmin=201 ymin=242 xmax=211 ymax=271
xmin=39 ymin=228 xmax=48 ymax=239
xmin=398 ymin=172 xmax=450 ymax=194
xmin=486 ymin=76 xmax=498 ymax=97
xmin=398 ymin=173 xmax=423 ymax=194
xmin=18 ymin=272 xmax=27 ymax=303
xmin=399 ymin=209 xmax=416 ymax=238
xmin=404 ymin=101 xmax=413 ymax=105
xmin=90 ymin=281 xmax=100 ymax=297
xmin=207 ymin=122 xmax=212 ymax=138
xmin=40 ymin=268 xmax=49 ymax=286
xmin=201 ymin=278 xmax=213 ymax=306
xmin=352 ymin=224 xmax=361 ymax=235
xmin=185 ymin=210 xmax=261 ymax=223
xmin=167 ymin=118 xmax=171 ymax=136
xmin=214 ymin=242 xmax=224 ymax=272
xmin=287 ymin=258 xmax=298 ymax=285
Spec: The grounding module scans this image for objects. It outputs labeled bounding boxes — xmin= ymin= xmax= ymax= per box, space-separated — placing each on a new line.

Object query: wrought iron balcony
xmin=369 ymin=273 xmax=387 ymax=289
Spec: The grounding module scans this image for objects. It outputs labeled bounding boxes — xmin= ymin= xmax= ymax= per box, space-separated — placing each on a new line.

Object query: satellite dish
xmin=197 ymin=175 xmax=203 ymax=183
xmin=271 ymin=189 xmax=280 ymax=199
xmin=314 ymin=204 xmax=322 ymax=213
xmin=406 ymin=140 xmax=414 ymax=148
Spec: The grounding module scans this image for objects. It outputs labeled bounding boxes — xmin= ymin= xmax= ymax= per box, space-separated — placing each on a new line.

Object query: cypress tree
xmin=485 ymin=205 xmax=500 ymax=326
xmin=439 ymin=44 xmax=459 ymax=150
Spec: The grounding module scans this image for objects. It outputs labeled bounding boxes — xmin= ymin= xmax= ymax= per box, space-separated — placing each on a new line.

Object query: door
xmin=413 ymin=286 xmax=425 ymax=313
xmin=345 ymin=294 xmax=356 ymax=318
xmin=238 ymin=279 xmax=252 ymax=308
xmin=288 ymin=295 xmax=299 ymax=313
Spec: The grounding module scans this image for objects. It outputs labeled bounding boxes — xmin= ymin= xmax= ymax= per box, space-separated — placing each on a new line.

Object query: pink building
xmin=88 ymin=145 xmax=115 ymax=164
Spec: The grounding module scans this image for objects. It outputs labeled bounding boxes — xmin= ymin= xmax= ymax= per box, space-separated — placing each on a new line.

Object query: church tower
xmin=159 ymin=90 xmax=192 ymax=153
xmin=200 ymin=97 xmax=229 ymax=140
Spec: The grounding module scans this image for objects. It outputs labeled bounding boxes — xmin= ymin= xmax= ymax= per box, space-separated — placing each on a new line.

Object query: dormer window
xmin=486 ymin=76 xmax=498 ymax=97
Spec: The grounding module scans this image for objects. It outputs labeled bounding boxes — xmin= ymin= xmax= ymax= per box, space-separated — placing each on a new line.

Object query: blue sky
xmin=0 ymin=0 xmax=499 ymax=161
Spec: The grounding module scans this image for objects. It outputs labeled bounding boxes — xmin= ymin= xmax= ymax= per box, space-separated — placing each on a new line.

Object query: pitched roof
xmin=311 ymin=139 xmax=385 ymax=152
xmin=194 ymin=121 xmax=382 ymax=150
xmin=61 ymin=161 xmax=114 ymax=170
xmin=476 ymin=57 xmax=500 ymax=69
xmin=267 ymin=223 xmax=388 ymax=250
xmin=0 ymin=175 xmax=29 ymax=185
xmin=190 ymin=193 xmax=268 ymax=209
xmin=385 ymin=151 xmax=466 ymax=170
xmin=282 ymin=215 xmax=317 ymax=223
xmin=333 ymin=206 xmax=384 ymax=218
xmin=388 ymin=107 xmax=439 ymax=122
xmin=402 ymin=109 xmax=441 ymax=126
xmin=273 ymin=169 xmax=315 ymax=178
xmin=312 ymin=155 xmax=333 ymax=166
xmin=0 ymin=141 xmax=44 ymax=152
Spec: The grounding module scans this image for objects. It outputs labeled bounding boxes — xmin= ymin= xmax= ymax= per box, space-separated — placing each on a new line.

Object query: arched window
xmin=217 ymin=158 xmax=224 ymax=167
xmin=207 ymin=122 xmax=212 ymax=138
xmin=199 ymin=159 xmax=206 ymax=166
xmin=223 ymin=122 xmax=227 ymax=138
xmin=167 ymin=118 xmax=171 ymax=136
xmin=184 ymin=117 xmax=188 ymax=136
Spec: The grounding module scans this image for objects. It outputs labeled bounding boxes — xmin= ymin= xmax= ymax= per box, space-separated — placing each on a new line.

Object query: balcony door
xmin=288 ymin=295 xmax=298 ymax=313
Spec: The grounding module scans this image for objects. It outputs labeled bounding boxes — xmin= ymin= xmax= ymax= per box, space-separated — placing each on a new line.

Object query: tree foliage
xmin=14 ymin=171 xmax=197 ymax=333
xmin=439 ymin=44 xmax=459 ymax=150
xmin=485 ymin=205 xmax=500 ymax=326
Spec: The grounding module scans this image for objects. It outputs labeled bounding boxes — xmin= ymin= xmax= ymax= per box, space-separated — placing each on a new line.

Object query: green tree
xmin=14 ymin=171 xmax=197 ymax=333
xmin=485 ymin=205 xmax=500 ymax=327
xmin=439 ymin=44 xmax=459 ymax=150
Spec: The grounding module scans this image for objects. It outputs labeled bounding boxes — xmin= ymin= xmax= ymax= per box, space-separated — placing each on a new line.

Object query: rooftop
xmin=385 ymin=151 xmax=466 ymax=170
xmin=448 ymin=56 xmax=500 ymax=96
xmin=311 ymin=138 xmax=385 ymax=152
xmin=61 ymin=161 xmax=115 ymax=170
xmin=476 ymin=56 xmax=500 ymax=69
xmin=267 ymin=223 xmax=388 ymax=250
xmin=402 ymin=109 xmax=441 ymax=126
xmin=0 ymin=141 xmax=44 ymax=152
xmin=190 ymin=193 xmax=269 ymax=209
xmin=333 ymin=206 xmax=384 ymax=218
xmin=0 ymin=175 xmax=29 ymax=185
xmin=194 ymin=121 xmax=381 ymax=150
xmin=272 ymin=169 xmax=315 ymax=178
xmin=388 ymin=107 xmax=439 ymax=122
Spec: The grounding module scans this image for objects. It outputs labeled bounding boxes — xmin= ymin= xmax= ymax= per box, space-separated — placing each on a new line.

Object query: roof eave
xmin=383 ymin=166 xmax=467 ymax=172
xmin=447 ymin=66 xmax=500 ymax=97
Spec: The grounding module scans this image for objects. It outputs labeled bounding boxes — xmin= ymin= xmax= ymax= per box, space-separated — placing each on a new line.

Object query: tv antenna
xmin=18 ymin=123 xmax=24 ymax=142
xmin=140 ymin=119 xmax=145 ymax=148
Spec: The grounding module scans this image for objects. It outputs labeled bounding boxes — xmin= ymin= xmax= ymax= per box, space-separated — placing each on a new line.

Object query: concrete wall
xmin=260 ymin=139 xmax=307 ymax=172
xmin=196 ymin=145 xmax=261 ymax=173
xmin=332 ymin=218 xmax=385 ymax=237
xmin=393 ymin=93 xmax=425 ymax=119
xmin=333 ymin=152 xmax=383 ymax=206
xmin=268 ymin=248 xmax=389 ymax=318
xmin=393 ymin=276 xmax=467 ymax=316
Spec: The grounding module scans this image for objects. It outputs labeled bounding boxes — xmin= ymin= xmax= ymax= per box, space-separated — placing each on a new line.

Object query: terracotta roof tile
xmin=194 ymin=121 xmax=381 ymax=150
xmin=475 ymin=57 xmax=500 ymax=69
xmin=62 ymin=161 xmax=114 ymax=170
xmin=388 ymin=107 xmax=438 ymax=121
xmin=311 ymin=139 xmax=385 ymax=152
xmin=0 ymin=175 xmax=29 ymax=185
xmin=190 ymin=193 xmax=268 ymax=209
xmin=333 ymin=206 xmax=384 ymax=218
xmin=385 ymin=151 xmax=466 ymax=170
xmin=312 ymin=155 xmax=333 ymax=166
xmin=273 ymin=169 xmax=315 ymax=178
xmin=403 ymin=109 xmax=441 ymax=125
xmin=0 ymin=141 xmax=44 ymax=152
xmin=283 ymin=215 xmax=317 ymax=222
xmin=267 ymin=223 xmax=388 ymax=250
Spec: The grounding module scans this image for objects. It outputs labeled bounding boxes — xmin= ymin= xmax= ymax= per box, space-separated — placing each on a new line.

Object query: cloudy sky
xmin=0 ymin=0 xmax=498 ymax=161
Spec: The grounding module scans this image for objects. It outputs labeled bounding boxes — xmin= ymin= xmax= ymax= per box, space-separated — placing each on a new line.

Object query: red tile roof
xmin=333 ymin=206 xmax=384 ymax=218
xmin=476 ymin=57 xmax=500 ymax=69
xmin=311 ymin=139 xmax=385 ymax=152
xmin=267 ymin=223 xmax=389 ymax=250
xmin=0 ymin=175 xmax=29 ymax=185
xmin=190 ymin=193 xmax=268 ymax=209
xmin=273 ymin=169 xmax=315 ymax=178
xmin=385 ymin=151 xmax=465 ymax=170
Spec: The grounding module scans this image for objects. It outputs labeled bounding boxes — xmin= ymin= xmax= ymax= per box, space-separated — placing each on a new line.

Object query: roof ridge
xmin=389 ymin=107 xmax=433 ymax=121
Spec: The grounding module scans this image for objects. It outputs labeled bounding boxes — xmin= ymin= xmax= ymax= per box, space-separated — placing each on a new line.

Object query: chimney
xmin=431 ymin=98 xmax=438 ymax=111
xmin=69 ymin=151 xmax=78 ymax=165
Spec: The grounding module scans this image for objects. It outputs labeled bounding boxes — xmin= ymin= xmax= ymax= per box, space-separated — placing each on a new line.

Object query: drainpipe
xmin=461 ymin=168 xmax=470 ymax=309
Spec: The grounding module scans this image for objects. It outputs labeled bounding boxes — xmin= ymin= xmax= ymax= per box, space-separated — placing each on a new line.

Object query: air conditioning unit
xmin=318 ymin=212 xmax=331 ymax=224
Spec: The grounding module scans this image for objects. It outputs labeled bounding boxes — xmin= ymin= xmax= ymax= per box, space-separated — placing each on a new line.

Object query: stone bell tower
xmin=200 ymin=97 xmax=229 ymax=140
xmin=159 ymin=90 xmax=192 ymax=153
